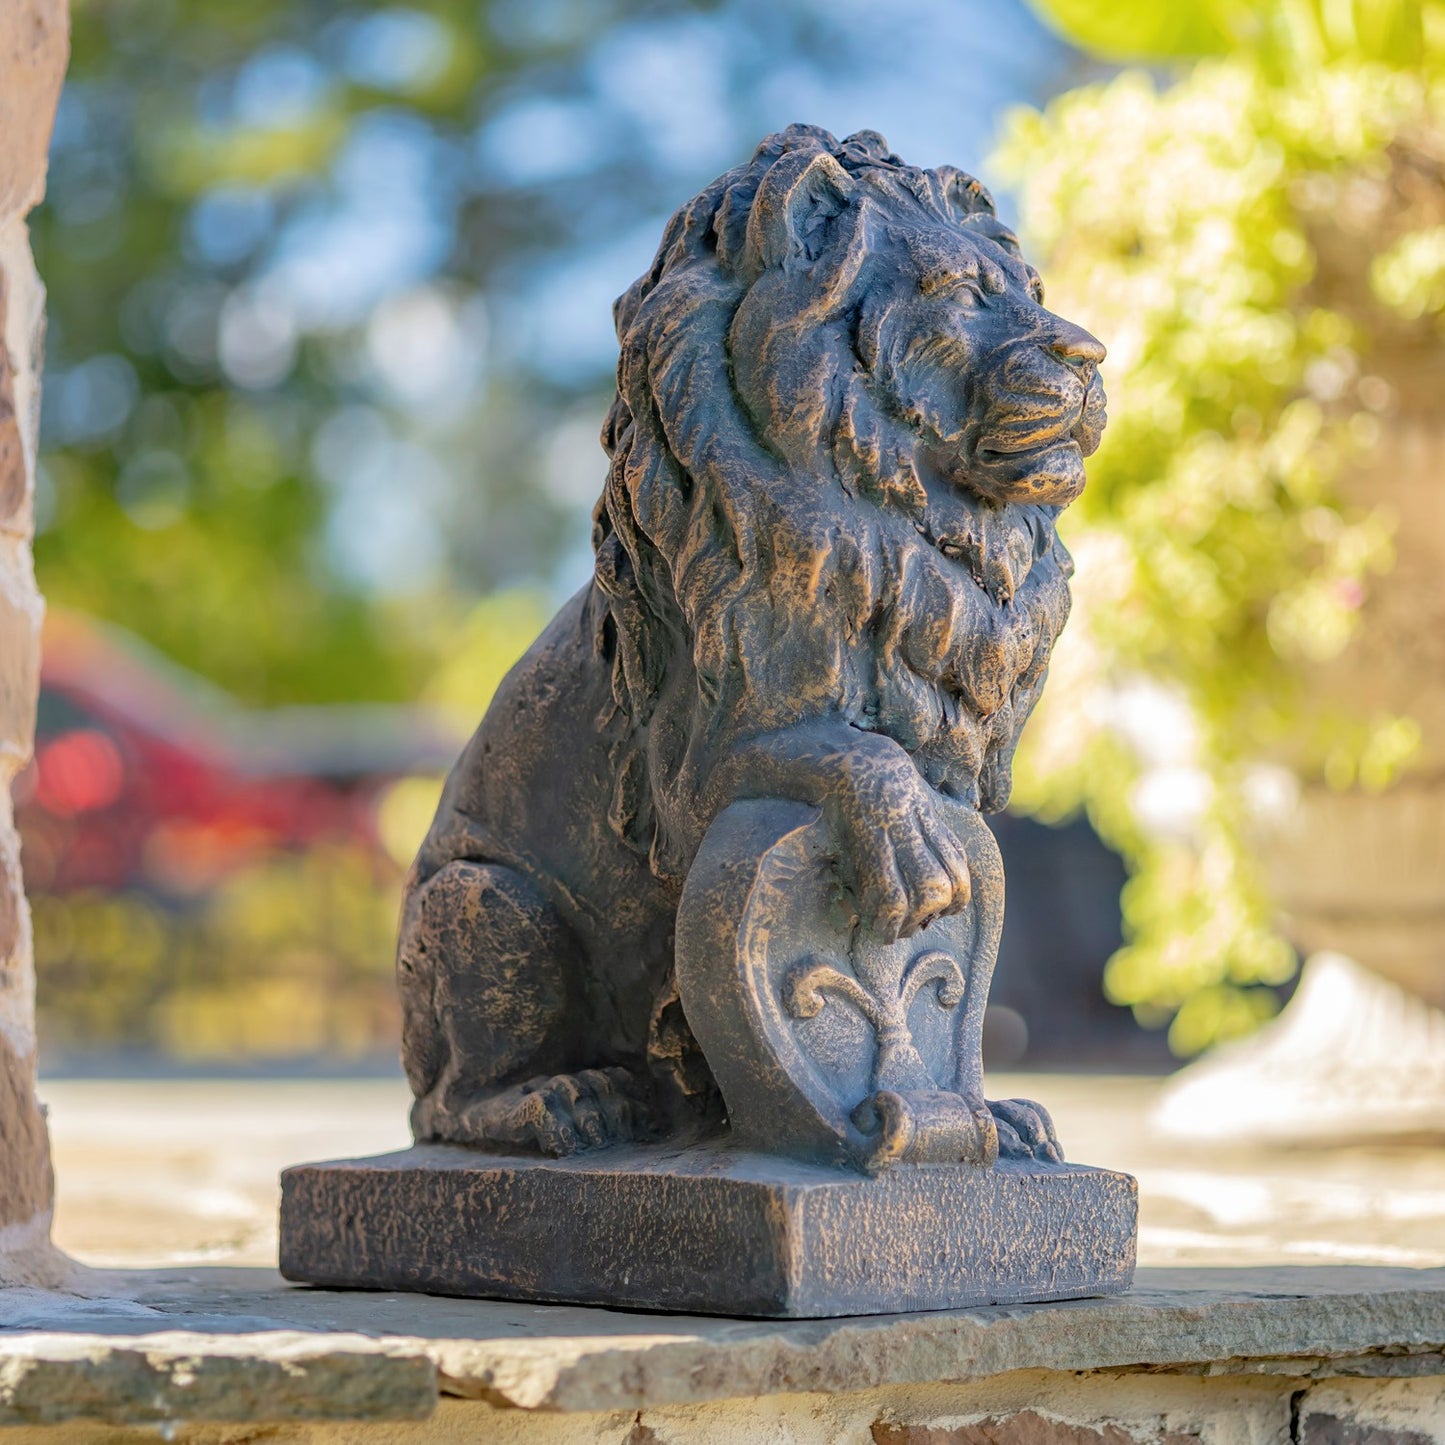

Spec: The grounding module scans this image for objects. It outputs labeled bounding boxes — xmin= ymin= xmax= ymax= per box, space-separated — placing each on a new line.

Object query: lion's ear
xmin=744 ymin=150 xmax=857 ymax=278
xmin=936 ymin=166 xmax=997 ymax=223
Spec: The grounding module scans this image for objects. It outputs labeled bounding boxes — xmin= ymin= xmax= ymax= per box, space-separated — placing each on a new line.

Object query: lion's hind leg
xmin=399 ymin=859 xmax=651 ymax=1155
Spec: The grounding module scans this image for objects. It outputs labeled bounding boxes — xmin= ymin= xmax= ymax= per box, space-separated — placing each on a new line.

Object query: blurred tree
xmin=34 ymin=843 xmax=403 ymax=1061
xmin=33 ymin=0 xmax=545 ymax=703
xmin=1003 ymin=0 xmax=1445 ymax=1051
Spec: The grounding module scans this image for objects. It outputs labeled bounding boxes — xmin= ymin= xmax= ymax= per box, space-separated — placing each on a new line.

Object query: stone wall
xmin=0 ymin=0 xmax=68 ymax=1279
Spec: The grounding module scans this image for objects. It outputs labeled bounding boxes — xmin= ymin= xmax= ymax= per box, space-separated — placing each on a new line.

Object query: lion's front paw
xmin=452 ymin=1067 xmax=653 ymax=1156
xmin=826 ymin=741 xmax=972 ymax=943
xmin=989 ymin=1096 xmax=1063 ymax=1163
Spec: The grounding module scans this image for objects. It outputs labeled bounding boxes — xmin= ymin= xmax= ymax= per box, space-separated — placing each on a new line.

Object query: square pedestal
xmin=280 ymin=1142 xmax=1136 ymax=1318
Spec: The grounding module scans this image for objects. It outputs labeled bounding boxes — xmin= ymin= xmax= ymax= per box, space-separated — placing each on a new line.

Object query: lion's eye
xmin=920 ymin=270 xmax=981 ymax=302
xmin=942 ymin=279 xmax=983 ymax=309
xmin=979 ymin=266 xmax=1008 ymax=297
xmin=939 ymin=538 xmax=966 ymax=561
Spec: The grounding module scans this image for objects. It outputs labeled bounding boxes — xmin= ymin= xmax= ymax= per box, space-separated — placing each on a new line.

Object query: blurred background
xmin=23 ymin=0 xmax=1445 ymax=1122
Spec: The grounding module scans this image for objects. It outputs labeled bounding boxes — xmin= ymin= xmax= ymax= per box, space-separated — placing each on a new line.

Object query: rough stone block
xmin=0 ymin=550 xmax=40 ymax=763
xmin=871 ymin=1419 xmax=1203 ymax=1445
xmin=0 ymin=1027 xmax=52 ymax=1230
xmin=1301 ymin=1418 xmax=1434 ymax=1445
xmin=0 ymin=278 xmax=21 ymax=526
xmin=0 ymin=2 xmax=63 ymax=1265
xmin=279 ymin=1143 xmax=1136 ymax=1318
xmin=0 ymin=1 xmax=68 ymax=223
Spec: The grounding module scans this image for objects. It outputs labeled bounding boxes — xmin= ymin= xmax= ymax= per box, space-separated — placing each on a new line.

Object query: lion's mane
xmin=591 ymin=125 xmax=1073 ymax=885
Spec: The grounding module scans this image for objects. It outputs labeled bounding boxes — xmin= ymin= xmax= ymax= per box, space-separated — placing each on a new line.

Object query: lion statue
xmin=398 ymin=125 xmax=1106 ymax=1161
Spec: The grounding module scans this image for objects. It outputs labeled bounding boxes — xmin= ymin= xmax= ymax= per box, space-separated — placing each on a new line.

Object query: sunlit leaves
xmin=1024 ymin=0 xmax=1237 ymax=61
xmin=1028 ymin=0 xmax=1430 ymax=68
xmin=1372 ymin=224 xmax=1445 ymax=317
xmin=999 ymin=25 xmax=1444 ymax=1050
xmin=34 ymin=845 xmax=403 ymax=1060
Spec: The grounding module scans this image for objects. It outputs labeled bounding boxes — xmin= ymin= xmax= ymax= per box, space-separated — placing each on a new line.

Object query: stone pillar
xmin=0 ymin=0 xmax=68 ymax=1281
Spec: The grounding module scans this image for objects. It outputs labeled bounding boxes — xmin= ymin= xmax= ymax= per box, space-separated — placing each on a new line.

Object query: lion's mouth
xmin=976 ymin=377 xmax=1106 ymax=467
xmin=975 ymin=419 xmax=1079 ymax=463
xmin=976 ymin=434 xmax=1078 ymax=464
xmin=962 ymin=421 xmax=1088 ymax=506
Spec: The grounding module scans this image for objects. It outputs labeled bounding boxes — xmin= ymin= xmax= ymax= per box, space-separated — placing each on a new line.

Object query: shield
xmin=676 ymin=796 xmax=1005 ymax=1172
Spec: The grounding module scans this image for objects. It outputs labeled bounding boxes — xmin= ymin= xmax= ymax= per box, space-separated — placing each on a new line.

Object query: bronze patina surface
xmin=280 ymin=124 xmax=1136 ymax=1315
xmin=281 ymin=1145 xmax=1136 ymax=1318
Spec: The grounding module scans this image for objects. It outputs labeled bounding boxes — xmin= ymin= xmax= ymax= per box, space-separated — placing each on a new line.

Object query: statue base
xmin=279 ymin=1142 xmax=1137 ymax=1318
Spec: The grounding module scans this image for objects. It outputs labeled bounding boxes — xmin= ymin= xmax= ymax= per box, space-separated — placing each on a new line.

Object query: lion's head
xmin=592 ymin=125 xmax=1106 ymax=882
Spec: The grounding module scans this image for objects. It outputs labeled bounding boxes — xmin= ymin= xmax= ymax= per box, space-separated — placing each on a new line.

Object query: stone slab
xmin=1 ymin=1265 xmax=1443 ymax=1426
xmin=277 ymin=1142 xmax=1137 ymax=1318
xmin=0 ymin=1330 xmax=437 ymax=1428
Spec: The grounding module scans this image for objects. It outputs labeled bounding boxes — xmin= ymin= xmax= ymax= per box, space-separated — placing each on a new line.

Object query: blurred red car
xmin=15 ymin=612 xmax=459 ymax=896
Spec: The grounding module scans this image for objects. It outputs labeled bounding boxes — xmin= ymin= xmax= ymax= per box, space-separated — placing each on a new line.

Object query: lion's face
xmin=866 ymin=216 xmax=1107 ymax=510
xmin=727 ymin=163 xmax=1107 ymax=523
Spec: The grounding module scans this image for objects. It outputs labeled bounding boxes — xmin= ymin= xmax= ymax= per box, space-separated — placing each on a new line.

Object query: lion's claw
xmin=989 ymin=1096 xmax=1063 ymax=1163
xmin=825 ymin=738 xmax=972 ymax=942
xmin=454 ymin=1067 xmax=651 ymax=1156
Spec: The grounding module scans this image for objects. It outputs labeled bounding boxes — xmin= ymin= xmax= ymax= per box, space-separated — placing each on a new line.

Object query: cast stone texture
xmin=280 ymin=1146 xmax=1136 ymax=1316
xmin=282 ymin=122 xmax=1131 ymax=1316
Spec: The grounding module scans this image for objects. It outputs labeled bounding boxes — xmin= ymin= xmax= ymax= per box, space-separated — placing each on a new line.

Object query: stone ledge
xmin=0 ymin=1331 xmax=436 ymax=1428
xmin=0 ymin=1265 xmax=1442 ymax=1427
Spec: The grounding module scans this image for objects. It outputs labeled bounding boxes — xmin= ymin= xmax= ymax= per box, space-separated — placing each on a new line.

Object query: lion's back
xmin=414 ymin=585 xmax=667 ymax=945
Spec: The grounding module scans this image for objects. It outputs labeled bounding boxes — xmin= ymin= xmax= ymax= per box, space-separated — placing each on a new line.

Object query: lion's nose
xmin=1044 ymin=318 xmax=1105 ymax=370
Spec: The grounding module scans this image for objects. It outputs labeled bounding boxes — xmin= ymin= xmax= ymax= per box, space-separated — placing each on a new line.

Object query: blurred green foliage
xmin=32 ymin=0 xmax=599 ymax=704
xmin=1026 ymin=0 xmax=1429 ymax=64
xmin=1003 ymin=0 xmax=1445 ymax=1051
xmin=35 ymin=845 xmax=402 ymax=1059
xmin=41 ymin=1 xmax=443 ymax=701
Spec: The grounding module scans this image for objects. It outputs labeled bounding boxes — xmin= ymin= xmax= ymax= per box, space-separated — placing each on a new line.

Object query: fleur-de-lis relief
xmin=784 ymin=949 xmax=967 ymax=1092
xmin=786 ymin=964 xmax=886 ymax=1030
xmin=900 ymin=950 xmax=966 ymax=1012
